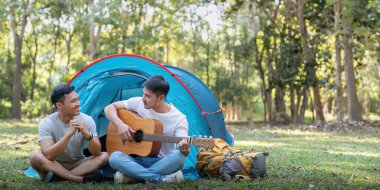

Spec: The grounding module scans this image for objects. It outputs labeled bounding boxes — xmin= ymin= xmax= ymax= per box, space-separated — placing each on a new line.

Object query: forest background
xmin=1 ymin=0 xmax=379 ymax=124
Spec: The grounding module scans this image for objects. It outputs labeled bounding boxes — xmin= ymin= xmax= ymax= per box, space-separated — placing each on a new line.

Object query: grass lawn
xmin=0 ymin=120 xmax=379 ymax=189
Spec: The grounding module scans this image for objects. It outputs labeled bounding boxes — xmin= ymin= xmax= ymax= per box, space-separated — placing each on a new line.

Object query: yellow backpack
xmin=196 ymin=138 xmax=268 ymax=180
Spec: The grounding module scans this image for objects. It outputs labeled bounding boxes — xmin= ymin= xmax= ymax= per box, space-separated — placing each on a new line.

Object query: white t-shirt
xmin=38 ymin=112 xmax=98 ymax=163
xmin=123 ymin=97 xmax=188 ymax=157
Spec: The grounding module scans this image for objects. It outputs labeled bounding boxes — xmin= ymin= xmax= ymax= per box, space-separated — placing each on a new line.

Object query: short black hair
xmin=142 ymin=75 xmax=169 ymax=97
xmin=51 ymin=84 xmax=75 ymax=105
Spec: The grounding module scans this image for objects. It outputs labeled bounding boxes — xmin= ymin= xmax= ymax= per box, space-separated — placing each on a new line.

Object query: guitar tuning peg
xmin=198 ymin=135 xmax=202 ymax=138
xmin=204 ymin=135 xmax=208 ymax=138
xmin=209 ymin=136 xmax=212 ymax=138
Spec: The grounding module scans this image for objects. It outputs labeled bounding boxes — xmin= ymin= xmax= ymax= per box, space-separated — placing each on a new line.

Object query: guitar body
xmin=106 ymin=109 xmax=163 ymax=157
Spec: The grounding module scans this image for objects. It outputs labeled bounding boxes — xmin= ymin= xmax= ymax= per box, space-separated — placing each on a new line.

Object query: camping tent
xmin=68 ymin=54 xmax=234 ymax=180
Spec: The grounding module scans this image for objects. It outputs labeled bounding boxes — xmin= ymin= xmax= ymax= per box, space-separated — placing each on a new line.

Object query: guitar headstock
xmin=191 ymin=137 xmax=215 ymax=150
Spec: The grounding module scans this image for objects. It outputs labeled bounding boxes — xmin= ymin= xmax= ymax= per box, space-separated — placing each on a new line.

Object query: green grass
xmin=0 ymin=120 xmax=379 ymax=189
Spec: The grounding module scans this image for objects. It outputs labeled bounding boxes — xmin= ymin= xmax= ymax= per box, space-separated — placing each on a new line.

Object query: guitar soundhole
xmin=134 ymin=130 xmax=144 ymax=143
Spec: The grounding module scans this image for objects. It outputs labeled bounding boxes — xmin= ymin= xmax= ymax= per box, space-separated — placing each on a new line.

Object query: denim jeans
xmin=109 ymin=150 xmax=186 ymax=183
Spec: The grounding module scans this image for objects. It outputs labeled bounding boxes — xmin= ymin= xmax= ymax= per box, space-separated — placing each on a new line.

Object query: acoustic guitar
xmin=106 ymin=109 xmax=215 ymax=157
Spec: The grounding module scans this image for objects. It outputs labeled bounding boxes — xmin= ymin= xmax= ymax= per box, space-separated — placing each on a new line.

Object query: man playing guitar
xmin=105 ymin=75 xmax=189 ymax=183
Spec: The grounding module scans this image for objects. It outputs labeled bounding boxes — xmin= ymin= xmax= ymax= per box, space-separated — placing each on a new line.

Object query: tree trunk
xmin=266 ymin=90 xmax=273 ymax=122
xmin=206 ymin=26 xmax=211 ymax=86
xmin=260 ymin=85 xmax=267 ymax=122
xmin=64 ymin=14 xmax=73 ymax=68
xmin=227 ymin=102 xmax=233 ymax=121
xmin=266 ymin=40 xmax=275 ymax=122
xmin=253 ymin=37 xmax=267 ymax=122
xmin=89 ymin=0 xmax=95 ymax=60
xmin=11 ymin=31 xmax=22 ymax=119
xmin=88 ymin=0 xmax=101 ymax=61
xmin=121 ymin=34 xmax=126 ymax=53
xmin=264 ymin=0 xmax=280 ymax=123
xmin=295 ymin=87 xmax=301 ymax=122
xmin=297 ymin=0 xmax=325 ymax=123
xmin=298 ymin=88 xmax=308 ymax=123
xmin=190 ymin=7 xmax=197 ymax=73
xmin=235 ymin=103 xmax=241 ymax=121
xmin=249 ymin=0 xmax=278 ymax=122
xmin=31 ymin=48 xmax=37 ymax=101
xmin=25 ymin=21 xmax=38 ymax=101
xmin=342 ymin=0 xmax=362 ymax=121
xmin=334 ymin=0 xmax=344 ymax=121
xmin=43 ymin=24 xmax=60 ymax=114
xmin=275 ymin=87 xmax=288 ymax=123
xmin=65 ymin=34 xmax=73 ymax=67
xmin=192 ymin=28 xmax=197 ymax=72
xmin=290 ymin=87 xmax=296 ymax=123
xmin=249 ymin=1 xmax=265 ymax=121
xmin=10 ymin=1 xmax=29 ymax=119
xmin=311 ymin=87 xmax=320 ymax=121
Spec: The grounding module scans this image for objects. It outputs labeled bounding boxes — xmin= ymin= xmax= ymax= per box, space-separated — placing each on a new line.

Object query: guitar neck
xmin=138 ymin=132 xmax=215 ymax=150
xmin=143 ymin=134 xmax=188 ymax=144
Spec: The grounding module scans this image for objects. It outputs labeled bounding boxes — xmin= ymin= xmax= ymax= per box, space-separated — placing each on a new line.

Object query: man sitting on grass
xmin=105 ymin=75 xmax=189 ymax=183
xmin=29 ymin=84 xmax=109 ymax=182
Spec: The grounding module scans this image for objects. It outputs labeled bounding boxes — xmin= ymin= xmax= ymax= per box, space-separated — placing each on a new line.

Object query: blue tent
xmin=68 ymin=54 xmax=234 ymax=180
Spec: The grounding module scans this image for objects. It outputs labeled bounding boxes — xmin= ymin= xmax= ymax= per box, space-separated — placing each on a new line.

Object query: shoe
xmin=83 ymin=170 xmax=104 ymax=183
xmin=162 ymin=170 xmax=184 ymax=183
xmin=114 ymin=171 xmax=135 ymax=184
xmin=44 ymin=171 xmax=58 ymax=182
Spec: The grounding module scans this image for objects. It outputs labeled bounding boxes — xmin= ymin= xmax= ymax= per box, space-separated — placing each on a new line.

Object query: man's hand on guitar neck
xmin=178 ymin=139 xmax=190 ymax=156
xmin=116 ymin=121 xmax=136 ymax=144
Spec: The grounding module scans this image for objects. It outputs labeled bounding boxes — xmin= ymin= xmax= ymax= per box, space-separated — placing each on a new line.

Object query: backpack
xmin=195 ymin=138 xmax=268 ymax=180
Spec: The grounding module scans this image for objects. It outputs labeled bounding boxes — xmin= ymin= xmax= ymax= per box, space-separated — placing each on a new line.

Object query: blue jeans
xmin=109 ymin=150 xmax=185 ymax=183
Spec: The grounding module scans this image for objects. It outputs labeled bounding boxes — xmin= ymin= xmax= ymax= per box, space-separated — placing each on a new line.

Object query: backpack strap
xmin=198 ymin=155 xmax=226 ymax=178
xmin=198 ymin=156 xmax=214 ymax=177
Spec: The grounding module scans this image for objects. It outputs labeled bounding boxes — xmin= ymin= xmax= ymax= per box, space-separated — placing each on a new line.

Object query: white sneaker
xmin=114 ymin=171 xmax=134 ymax=184
xmin=162 ymin=170 xmax=184 ymax=183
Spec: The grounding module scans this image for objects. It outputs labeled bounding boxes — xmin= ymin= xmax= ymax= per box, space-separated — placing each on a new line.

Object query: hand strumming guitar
xmin=116 ymin=121 xmax=136 ymax=144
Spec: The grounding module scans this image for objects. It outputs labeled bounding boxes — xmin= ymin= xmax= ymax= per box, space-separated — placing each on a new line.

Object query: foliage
xmin=0 ymin=0 xmax=379 ymax=121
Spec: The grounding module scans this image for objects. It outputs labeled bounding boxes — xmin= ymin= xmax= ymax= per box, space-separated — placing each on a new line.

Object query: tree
xmin=248 ymin=0 xmax=279 ymax=122
xmin=342 ymin=0 xmax=362 ymax=121
xmin=1 ymin=0 xmax=379 ymax=121
xmin=24 ymin=17 xmax=38 ymax=101
xmin=9 ymin=0 xmax=30 ymax=119
xmin=297 ymin=0 xmax=325 ymax=123
xmin=88 ymin=0 xmax=101 ymax=61
xmin=334 ymin=0 xmax=344 ymax=121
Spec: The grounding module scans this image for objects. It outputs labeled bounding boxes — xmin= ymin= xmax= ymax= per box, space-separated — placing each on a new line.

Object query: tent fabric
xmin=164 ymin=65 xmax=233 ymax=144
xmin=68 ymin=54 xmax=233 ymax=180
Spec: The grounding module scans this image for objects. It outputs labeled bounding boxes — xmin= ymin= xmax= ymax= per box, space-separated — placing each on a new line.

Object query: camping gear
xmin=196 ymin=138 xmax=268 ymax=180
